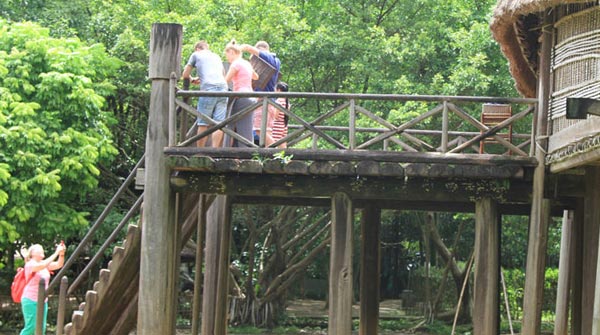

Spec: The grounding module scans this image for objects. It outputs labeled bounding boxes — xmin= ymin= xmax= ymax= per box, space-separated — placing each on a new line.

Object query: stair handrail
xmin=47 ymin=155 xmax=145 ymax=295
xmin=67 ymin=193 xmax=144 ymax=294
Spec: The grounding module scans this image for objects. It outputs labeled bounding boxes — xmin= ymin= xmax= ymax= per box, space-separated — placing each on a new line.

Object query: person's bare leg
xmin=212 ymin=130 xmax=224 ymax=147
xmin=196 ymin=126 xmax=209 ymax=147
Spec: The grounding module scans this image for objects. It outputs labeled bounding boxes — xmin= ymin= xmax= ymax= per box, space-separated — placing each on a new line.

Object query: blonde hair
xmin=224 ymin=39 xmax=242 ymax=55
xmin=25 ymin=244 xmax=43 ymax=261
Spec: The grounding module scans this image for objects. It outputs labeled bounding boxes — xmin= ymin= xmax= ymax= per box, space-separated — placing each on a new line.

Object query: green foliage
xmin=0 ymin=19 xmax=118 ymax=250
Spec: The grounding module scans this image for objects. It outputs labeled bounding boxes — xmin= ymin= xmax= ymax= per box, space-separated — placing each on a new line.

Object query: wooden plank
xmin=550 ymin=144 xmax=600 ymax=173
xmin=138 ymin=23 xmax=182 ymax=335
xmin=201 ymin=196 xmax=222 ymax=335
xmin=554 ymin=210 xmax=575 ymax=335
xmin=359 ymin=205 xmax=380 ymax=335
xmin=473 ymin=197 xmax=499 ymax=335
xmin=548 ymin=117 xmax=600 ymax=152
xmin=164 ymin=147 xmax=539 ymax=166
xmin=329 ymin=192 xmax=354 ymax=335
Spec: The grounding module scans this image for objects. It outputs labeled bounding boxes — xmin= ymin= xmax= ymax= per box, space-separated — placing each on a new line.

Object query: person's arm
xmin=29 ymin=247 xmax=62 ymax=272
xmin=252 ymin=69 xmax=259 ymax=81
xmin=241 ymin=44 xmax=260 ymax=57
xmin=224 ymin=62 xmax=238 ymax=83
xmin=49 ymin=244 xmax=66 ymax=271
xmin=182 ymin=64 xmax=193 ymax=79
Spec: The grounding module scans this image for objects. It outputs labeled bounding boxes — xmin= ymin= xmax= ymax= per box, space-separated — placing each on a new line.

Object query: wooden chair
xmin=479 ymin=104 xmax=512 ymax=154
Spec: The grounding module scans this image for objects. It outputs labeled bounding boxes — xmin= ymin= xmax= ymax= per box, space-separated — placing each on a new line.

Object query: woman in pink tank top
xmin=224 ymin=39 xmax=258 ymax=147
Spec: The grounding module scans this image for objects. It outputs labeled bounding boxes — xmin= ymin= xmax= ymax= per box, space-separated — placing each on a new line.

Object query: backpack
xmin=11 ymin=267 xmax=32 ymax=303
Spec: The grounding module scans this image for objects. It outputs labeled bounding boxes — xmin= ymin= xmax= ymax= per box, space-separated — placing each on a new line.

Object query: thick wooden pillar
xmin=554 ymin=210 xmax=575 ymax=335
xmin=522 ymin=10 xmax=552 ymax=335
xmin=138 ymin=23 xmax=182 ymax=335
xmin=201 ymin=195 xmax=232 ymax=335
xmin=588 ymin=167 xmax=600 ymax=334
xmin=329 ymin=192 xmax=354 ymax=335
xmin=571 ymin=199 xmax=584 ymax=335
xmin=359 ymin=204 xmax=380 ymax=335
xmin=473 ymin=197 xmax=499 ymax=335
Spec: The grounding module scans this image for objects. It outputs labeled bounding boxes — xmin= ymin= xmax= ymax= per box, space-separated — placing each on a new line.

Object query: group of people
xmin=182 ymin=39 xmax=289 ymax=148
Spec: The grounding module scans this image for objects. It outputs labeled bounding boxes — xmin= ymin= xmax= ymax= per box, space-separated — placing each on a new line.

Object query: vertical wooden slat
xmin=349 ymin=99 xmax=356 ymax=150
xmin=260 ymin=99 xmax=268 ymax=147
xmin=201 ymin=196 xmax=223 ymax=335
xmin=473 ymin=197 xmax=499 ymax=335
xmin=169 ymin=73 xmax=177 ymax=146
xmin=138 ymin=23 xmax=182 ymax=335
xmin=522 ymin=10 xmax=552 ymax=335
xmin=359 ymin=204 xmax=380 ymax=335
xmin=441 ymin=101 xmax=449 ymax=152
xmin=329 ymin=192 xmax=354 ymax=335
xmin=554 ymin=210 xmax=575 ymax=335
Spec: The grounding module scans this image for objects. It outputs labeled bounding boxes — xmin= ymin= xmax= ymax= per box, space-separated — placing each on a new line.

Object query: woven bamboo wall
xmin=551 ymin=5 xmax=600 ymax=134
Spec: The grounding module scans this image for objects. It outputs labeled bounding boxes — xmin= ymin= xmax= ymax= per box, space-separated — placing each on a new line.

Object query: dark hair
xmin=276 ymin=81 xmax=288 ymax=92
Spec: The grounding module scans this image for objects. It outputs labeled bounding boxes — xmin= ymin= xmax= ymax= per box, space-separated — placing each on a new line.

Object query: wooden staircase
xmin=64 ymin=224 xmax=141 ymax=335
xmin=63 ymin=193 xmax=204 ymax=335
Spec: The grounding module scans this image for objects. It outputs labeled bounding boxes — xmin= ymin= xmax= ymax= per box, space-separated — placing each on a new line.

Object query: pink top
xmin=230 ymin=58 xmax=254 ymax=92
xmin=22 ymin=260 xmax=50 ymax=302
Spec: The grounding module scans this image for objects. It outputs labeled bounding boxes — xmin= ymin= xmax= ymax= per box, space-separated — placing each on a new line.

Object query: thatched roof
xmin=490 ymin=0 xmax=591 ymax=97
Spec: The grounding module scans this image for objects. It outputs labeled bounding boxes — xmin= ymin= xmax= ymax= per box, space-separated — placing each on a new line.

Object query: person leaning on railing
xmin=20 ymin=242 xmax=66 ymax=335
xmin=240 ymin=41 xmax=281 ymax=146
xmin=181 ymin=40 xmax=229 ymax=148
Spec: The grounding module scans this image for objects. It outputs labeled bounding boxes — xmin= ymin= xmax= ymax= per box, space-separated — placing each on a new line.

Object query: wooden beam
xmin=521 ymin=10 xmax=552 ymax=335
xmin=170 ymin=172 xmax=531 ymax=204
xmin=359 ymin=205 xmax=380 ymax=335
xmin=473 ymin=197 xmax=499 ymax=335
xmin=214 ymin=196 xmax=232 ymax=335
xmin=554 ymin=210 xmax=575 ymax=335
xmin=329 ymin=193 xmax=354 ymax=335
xmin=138 ymin=23 xmax=182 ymax=335
xmin=164 ymin=147 xmax=538 ymax=166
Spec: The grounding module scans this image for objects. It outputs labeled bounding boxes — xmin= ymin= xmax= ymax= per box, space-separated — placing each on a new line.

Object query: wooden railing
xmin=173 ymin=81 xmax=538 ymax=157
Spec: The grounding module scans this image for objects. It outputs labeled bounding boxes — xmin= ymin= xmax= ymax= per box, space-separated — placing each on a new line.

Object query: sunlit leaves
xmin=0 ymin=19 xmax=118 ymax=246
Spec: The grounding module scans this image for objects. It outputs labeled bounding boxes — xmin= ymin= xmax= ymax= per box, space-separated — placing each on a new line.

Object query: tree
xmin=0 ymin=20 xmax=119 ymax=268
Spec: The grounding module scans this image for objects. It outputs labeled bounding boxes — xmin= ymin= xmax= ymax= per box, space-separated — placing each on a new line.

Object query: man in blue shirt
xmin=241 ymin=41 xmax=281 ymax=145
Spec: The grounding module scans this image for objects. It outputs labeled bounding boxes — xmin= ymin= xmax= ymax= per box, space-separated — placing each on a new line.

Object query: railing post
xmin=349 ymin=99 xmax=356 ymax=150
xmin=169 ymin=72 xmax=177 ymax=146
xmin=312 ymin=133 xmax=318 ymax=150
xmin=260 ymin=98 xmax=268 ymax=147
xmin=179 ymin=78 xmax=191 ymax=143
xmin=441 ymin=101 xmax=449 ymax=152
xmin=56 ymin=276 xmax=68 ymax=335
xmin=35 ymin=278 xmax=45 ymax=335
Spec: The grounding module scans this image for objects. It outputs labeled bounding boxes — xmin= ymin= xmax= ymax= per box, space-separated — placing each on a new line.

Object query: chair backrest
xmin=480 ymin=104 xmax=512 ymax=153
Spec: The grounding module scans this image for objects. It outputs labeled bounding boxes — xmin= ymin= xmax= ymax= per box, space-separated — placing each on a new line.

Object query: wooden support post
xmin=329 ymin=192 xmax=354 ymax=335
xmin=554 ymin=210 xmax=575 ymax=335
xmin=215 ymin=196 xmax=233 ymax=335
xmin=473 ymin=197 xmax=499 ymax=335
xmin=522 ymin=10 xmax=552 ymax=335
xmin=588 ymin=167 xmax=600 ymax=334
xmin=56 ymin=276 xmax=68 ymax=335
xmin=359 ymin=204 xmax=380 ymax=335
xmin=201 ymin=195 xmax=231 ymax=335
xmin=138 ymin=23 xmax=182 ymax=335
xmin=571 ymin=199 xmax=584 ymax=335
xmin=35 ymin=278 xmax=45 ymax=335
xmin=192 ymin=195 xmax=206 ymax=335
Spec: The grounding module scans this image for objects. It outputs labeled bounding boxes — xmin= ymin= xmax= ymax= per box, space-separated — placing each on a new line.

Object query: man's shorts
xmin=197 ymin=84 xmax=228 ymax=126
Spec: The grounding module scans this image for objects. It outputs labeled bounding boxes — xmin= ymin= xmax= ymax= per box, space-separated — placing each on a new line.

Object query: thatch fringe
xmin=490 ymin=0 xmax=595 ymax=97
